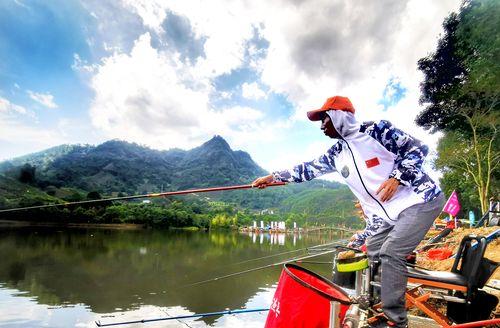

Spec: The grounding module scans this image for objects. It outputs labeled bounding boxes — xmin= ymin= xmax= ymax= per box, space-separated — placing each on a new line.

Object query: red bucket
xmin=427 ymin=247 xmax=453 ymax=260
xmin=265 ymin=264 xmax=352 ymax=328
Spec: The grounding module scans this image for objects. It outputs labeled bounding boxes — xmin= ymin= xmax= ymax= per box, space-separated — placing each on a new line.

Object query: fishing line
xmin=179 ymin=239 xmax=349 ymax=288
xmin=294 ymin=260 xmax=334 ymax=264
xmin=95 ymin=308 xmax=270 ymax=327
xmin=178 ymin=241 xmax=346 ymax=290
xmin=169 ymin=239 xmax=348 ymax=292
xmin=220 ymin=239 xmax=348 ymax=268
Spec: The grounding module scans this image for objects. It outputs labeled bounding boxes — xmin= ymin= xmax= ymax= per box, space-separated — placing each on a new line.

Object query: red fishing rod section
xmin=0 ymin=182 xmax=287 ymax=213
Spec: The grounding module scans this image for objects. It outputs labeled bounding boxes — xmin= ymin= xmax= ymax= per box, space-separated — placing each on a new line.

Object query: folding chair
xmin=404 ymin=235 xmax=500 ymax=327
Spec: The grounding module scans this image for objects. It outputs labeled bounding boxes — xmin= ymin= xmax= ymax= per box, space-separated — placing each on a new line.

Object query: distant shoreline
xmin=0 ymin=219 xmax=145 ymax=230
xmin=0 ymin=220 xmax=207 ymax=231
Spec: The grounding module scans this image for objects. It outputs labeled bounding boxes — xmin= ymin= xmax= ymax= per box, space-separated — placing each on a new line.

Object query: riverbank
xmin=0 ymin=219 xmax=146 ymax=229
xmin=0 ymin=219 xmax=204 ymax=231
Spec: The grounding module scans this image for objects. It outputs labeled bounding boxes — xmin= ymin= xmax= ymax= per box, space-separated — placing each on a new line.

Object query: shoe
xmin=367 ymin=314 xmax=407 ymax=328
xmin=368 ymin=321 xmax=407 ymax=328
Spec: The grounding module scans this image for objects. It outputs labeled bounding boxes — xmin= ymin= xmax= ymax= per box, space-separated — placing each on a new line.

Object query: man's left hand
xmin=376 ymin=178 xmax=399 ymax=202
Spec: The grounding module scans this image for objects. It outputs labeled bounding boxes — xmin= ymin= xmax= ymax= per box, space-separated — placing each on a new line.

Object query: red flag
xmin=443 ymin=190 xmax=461 ymax=217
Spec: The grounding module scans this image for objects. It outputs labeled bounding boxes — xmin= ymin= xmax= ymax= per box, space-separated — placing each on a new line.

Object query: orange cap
xmin=307 ymin=96 xmax=355 ymax=121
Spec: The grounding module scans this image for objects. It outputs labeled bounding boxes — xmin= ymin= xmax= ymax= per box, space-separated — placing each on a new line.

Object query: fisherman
xmin=252 ymin=96 xmax=445 ymax=328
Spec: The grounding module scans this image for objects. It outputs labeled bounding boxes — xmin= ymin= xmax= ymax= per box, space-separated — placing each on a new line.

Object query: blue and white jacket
xmin=272 ymin=110 xmax=441 ymax=247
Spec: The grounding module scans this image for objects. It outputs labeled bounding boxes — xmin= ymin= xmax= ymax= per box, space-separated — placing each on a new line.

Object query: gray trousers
xmin=366 ymin=193 xmax=445 ymax=326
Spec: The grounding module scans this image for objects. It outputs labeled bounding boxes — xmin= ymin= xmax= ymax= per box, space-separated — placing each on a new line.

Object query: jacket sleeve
xmin=349 ymin=215 xmax=386 ymax=248
xmin=271 ymin=143 xmax=340 ymax=183
xmin=369 ymin=120 xmax=429 ymax=187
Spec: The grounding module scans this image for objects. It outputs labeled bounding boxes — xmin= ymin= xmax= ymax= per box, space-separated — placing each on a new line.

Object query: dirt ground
xmin=415 ymin=226 xmax=500 ymax=316
xmin=417 ymin=226 xmax=500 ymax=278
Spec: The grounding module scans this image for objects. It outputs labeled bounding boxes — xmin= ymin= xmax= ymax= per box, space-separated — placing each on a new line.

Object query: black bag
xmin=447 ymin=290 xmax=498 ymax=323
xmin=332 ymin=270 xmax=356 ymax=289
xmin=475 ymin=258 xmax=499 ymax=289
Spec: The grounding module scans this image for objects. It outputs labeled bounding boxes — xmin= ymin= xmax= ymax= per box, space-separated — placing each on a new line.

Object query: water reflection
xmin=0 ymin=226 xmax=341 ymax=327
xmin=242 ymin=231 xmax=304 ymax=247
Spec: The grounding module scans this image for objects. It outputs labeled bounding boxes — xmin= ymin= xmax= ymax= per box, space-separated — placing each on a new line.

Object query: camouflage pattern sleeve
xmin=365 ymin=120 xmax=428 ymax=187
xmin=271 ymin=142 xmax=341 ymax=183
xmin=349 ymin=215 xmax=386 ymax=248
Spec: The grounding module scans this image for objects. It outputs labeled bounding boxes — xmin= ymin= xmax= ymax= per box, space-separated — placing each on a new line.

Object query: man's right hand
xmin=252 ymin=175 xmax=275 ymax=189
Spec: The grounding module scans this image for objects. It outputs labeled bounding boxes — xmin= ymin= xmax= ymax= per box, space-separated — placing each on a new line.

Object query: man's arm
xmin=271 ymin=143 xmax=341 ymax=183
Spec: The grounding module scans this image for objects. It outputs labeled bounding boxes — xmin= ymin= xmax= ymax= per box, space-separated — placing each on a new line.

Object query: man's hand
xmin=354 ymin=201 xmax=367 ymax=220
xmin=337 ymin=250 xmax=356 ymax=260
xmin=252 ymin=174 xmax=275 ymax=189
xmin=376 ymin=178 xmax=400 ymax=202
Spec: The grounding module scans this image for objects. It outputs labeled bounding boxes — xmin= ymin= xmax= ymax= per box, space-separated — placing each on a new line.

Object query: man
xmin=252 ymin=96 xmax=445 ymax=328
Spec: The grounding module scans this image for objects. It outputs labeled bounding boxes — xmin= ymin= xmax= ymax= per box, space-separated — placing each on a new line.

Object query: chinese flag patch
xmin=365 ymin=157 xmax=380 ymax=168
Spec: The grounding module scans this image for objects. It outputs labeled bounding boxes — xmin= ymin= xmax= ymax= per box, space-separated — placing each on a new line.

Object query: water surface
xmin=0 ymin=226 xmax=343 ymax=327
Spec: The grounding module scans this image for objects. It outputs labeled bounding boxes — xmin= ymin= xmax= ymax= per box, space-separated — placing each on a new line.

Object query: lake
xmin=0 ymin=225 xmax=344 ymax=328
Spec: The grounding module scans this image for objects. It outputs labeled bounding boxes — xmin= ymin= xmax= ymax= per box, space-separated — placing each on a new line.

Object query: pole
xmin=0 ymin=182 xmax=286 ymax=213
xmin=95 ymin=307 xmax=269 ymax=327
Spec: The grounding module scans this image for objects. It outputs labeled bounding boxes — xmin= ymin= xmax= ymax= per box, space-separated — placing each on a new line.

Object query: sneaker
xmin=367 ymin=314 xmax=407 ymax=328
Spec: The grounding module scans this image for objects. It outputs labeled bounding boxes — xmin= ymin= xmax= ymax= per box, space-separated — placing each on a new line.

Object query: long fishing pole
xmin=0 ymin=182 xmax=286 ymax=213
xmin=95 ymin=307 xmax=269 ymax=327
xmin=179 ymin=240 xmax=347 ymax=289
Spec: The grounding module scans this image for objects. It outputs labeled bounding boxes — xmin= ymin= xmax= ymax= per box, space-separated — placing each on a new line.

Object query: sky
xmin=0 ymin=0 xmax=461 ymax=181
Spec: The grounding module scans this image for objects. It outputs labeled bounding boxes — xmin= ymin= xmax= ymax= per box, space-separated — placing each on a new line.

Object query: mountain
xmin=0 ymin=136 xmax=268 ymax=195
xmin=0 ymin=136 xmax=356 ymax=223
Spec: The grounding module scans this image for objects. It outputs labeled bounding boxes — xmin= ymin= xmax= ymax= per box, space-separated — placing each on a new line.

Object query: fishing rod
xmin=179 ymin=239 xmax=348 ymax=289
xmin=95 ymin=307 xmax=269 ymax=327
xmin=0 ymin=182 xmax=286 ymax=213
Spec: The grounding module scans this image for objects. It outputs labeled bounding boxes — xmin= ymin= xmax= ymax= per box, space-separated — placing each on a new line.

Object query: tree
xmin=416 ymin=0 xmax=499 ymax=214
xmin=18 ymin=163 xmax=36 ymax=184
xmin=86 ymin=191 xmax=102 ymax=200
xmin=436 ymin=123 xmax=499 ymax=213
xmin=417 ymin=0 xmax=500 ymax=132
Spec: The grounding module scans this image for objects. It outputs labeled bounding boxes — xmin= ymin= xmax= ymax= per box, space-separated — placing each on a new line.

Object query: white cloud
xmin=122 ymin=0 xmax=257 ymax=77
xmin=84 ymin=0 xmax=460 ymax=174
xmin=0 ymin=96 xmax=28 ymax=115
xmin=89 ymin=33 xmax=270 ymax=150
xmin=0 ymin=114 xmax=61 ymax=161
xmin=72 ymin=53 xmax=97 ymax=73
xmin=115 ymin=0 xmax=459 ymax=114
xmin=13 ymin=0 xmax=30 ymax=9
xmin=27 ymin=90 xmax=58 ymax=109
xmin=121 ymin=0 xmax=167 ymax=33
xmin=242 ymin=82 xmax=266 ymax=100
xmin=0 ymin=106 xmax=103 ymax=161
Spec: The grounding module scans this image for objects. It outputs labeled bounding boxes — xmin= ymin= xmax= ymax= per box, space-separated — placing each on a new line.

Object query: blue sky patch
xmin=378 ymin=77 xmax=407 ymax=110
xmin=0 ymin=1 xmax=92 ymax=86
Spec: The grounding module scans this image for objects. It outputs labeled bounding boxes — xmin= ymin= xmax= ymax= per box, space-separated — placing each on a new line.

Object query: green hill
xmin=0 ymin=136 xmax=358 ymax=227
xmin=1 ymin=136 xmax=268 ymax=194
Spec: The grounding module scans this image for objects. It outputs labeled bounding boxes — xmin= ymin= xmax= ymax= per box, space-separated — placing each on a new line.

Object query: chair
xmin=404 ymin=235 xmax=499 ymax=327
